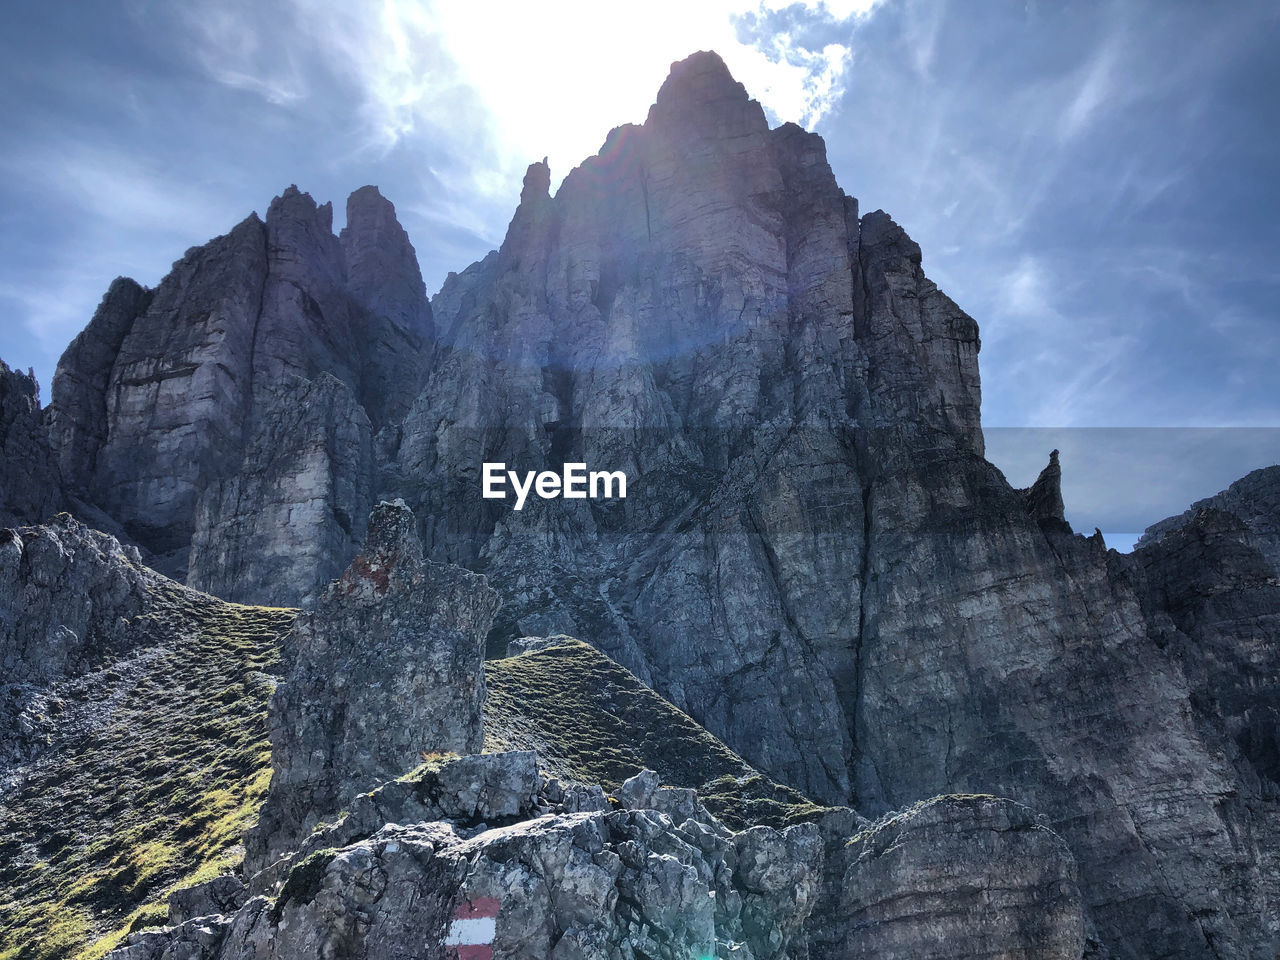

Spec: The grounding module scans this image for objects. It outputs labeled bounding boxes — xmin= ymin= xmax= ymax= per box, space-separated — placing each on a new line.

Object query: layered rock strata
xmin=835 ymin=795 xmax=1084 ymax=958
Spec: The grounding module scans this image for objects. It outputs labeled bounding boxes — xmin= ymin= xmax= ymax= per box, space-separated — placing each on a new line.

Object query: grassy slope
xmin=0 ymin=582 xmax=293 ymax=960
xmin=2 ymin=618 xmax=821 ymax=959
xmin=484 ymin=638 xmax=826 ymax=830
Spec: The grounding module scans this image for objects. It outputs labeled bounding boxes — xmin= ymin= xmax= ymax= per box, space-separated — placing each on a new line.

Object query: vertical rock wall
xmin=45 ymin=188 xmax=433 ymax=600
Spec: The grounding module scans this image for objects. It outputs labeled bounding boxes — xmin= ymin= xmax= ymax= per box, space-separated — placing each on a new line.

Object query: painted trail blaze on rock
xmin=446 ymin=897 xmax=499 ymax=960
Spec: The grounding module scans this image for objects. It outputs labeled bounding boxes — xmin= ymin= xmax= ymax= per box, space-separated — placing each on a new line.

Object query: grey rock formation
xmin=342 ymin=186 xmax=431 ymax=334
xmin=69 ymin=212 xmax=268 ymax=576
xmin=244 ymin=500 xmax=500 ymax=874
xmin=249 ymin=749 xmax=544 ymax=898
xmin=845 ymin=433 xmax=1280 ymax=958
xmin=393 ymin=53 xmax=911 ymax=802
xmin=0 ymin=512 xmax=171 ymax=788
xmin=22 ymin=49 xmax=1280 ymax=960
xmin=341 ymin=185 xmax=435 ymax=431
xmin=0 ymin=514 xmax=152 ymax=684
xmin=168 ymin=875 xmax=248 ymax=927
xmin=0 ymin=360 xmax=62 ymax=528
xmin=1134 ymin=500 xmax=1280 ymax=799
xmin=1137 ymin=464 xmax=1280 ymax=571
xmin=1024 ymin=448 xmax=1066 ymax=522
xmin=44 ymin=185 xmax=432 ymax=598
xmin=836 ymin=795 xmax=1084 ymax=959
xmin=1128 ymin=472 xmax=1280 ymax=939
xmin=117 ymin=749 xmax=1083 ymax=960
xmin=188 ymin=373 xmax=375 ymax=606
xmin=385 ymin=53 xmax=1277 ymax=958
xmin=47 ymin=277 xmax=151 ymax=489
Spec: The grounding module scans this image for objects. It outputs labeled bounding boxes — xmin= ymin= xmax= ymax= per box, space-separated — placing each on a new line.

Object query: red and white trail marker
xmin=446 ymin=897 xmax=499 ymax=960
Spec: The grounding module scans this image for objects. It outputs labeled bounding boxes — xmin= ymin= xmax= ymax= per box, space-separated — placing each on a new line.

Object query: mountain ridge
xmin=0 ymin=50 xmax=1277 ymax=959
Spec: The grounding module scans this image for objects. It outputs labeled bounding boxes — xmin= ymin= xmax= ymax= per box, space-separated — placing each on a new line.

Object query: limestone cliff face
xmin=382 ymin=54 xmax=1276 ymax=957
xmin=187 ymin=374 xmax=376 ymax=607
xmin=45 ymin=187 xmax=432 ymax=600
xmin=394 ymin=52 xmax=982 ymax=810
xmin=1129 ymin=468 xmax=1280 ymax=940
xmin=14 ymin=50 xmax=1278 ymax=960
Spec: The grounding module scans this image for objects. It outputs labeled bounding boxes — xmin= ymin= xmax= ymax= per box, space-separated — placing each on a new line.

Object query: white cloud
xmin=179 ymin=0 xmax=309 ymax=105
xmin=998 ymin=255 xmax=1062 ymax=324
xmin=1058 ymin=37 xmax=1121 ymax=142
xmin=758 ymin=0 xmax=880 ymax=18
xmin=901 ymin=0 xmax=946 ymax=78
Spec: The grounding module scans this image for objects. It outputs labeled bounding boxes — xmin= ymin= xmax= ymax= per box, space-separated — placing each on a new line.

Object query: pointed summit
xmin=267 ymin=183 xmax=333 ymax=235
xmin=1025 ymin=449 xmax=1066 ymax=521
xmin=653 ymin=50 xmax=747 ymax=108
xmin=520 ymin=158 xmax=551 ymax=203
xmin=340 ymin=185 xmax=432 ymax=338
xmin=647 ymin=50 xmax=766 ymax=139
xmin=500 ymin=159 xmax=555 ymax=265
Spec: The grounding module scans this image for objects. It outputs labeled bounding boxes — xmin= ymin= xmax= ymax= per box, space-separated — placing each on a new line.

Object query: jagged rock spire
xmin=1025 ymin=448 xmax=1066 ymax=521
xmin=244 ymin=500 xmax=499 ymax=873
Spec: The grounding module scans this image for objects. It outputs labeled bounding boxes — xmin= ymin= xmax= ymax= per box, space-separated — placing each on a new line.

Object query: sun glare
xmin=380 ymin=0 xmax=881 ymax=189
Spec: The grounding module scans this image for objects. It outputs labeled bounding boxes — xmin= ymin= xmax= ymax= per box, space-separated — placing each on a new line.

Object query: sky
xmin=1 ymin=0 xmax=1277 ymax=549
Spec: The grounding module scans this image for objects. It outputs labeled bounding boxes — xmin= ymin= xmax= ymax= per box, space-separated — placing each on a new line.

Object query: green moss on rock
xmin=483 ymin=638 xmax=827 ymax=829
xmin=0 ymin=584 xmax=294 ymax=960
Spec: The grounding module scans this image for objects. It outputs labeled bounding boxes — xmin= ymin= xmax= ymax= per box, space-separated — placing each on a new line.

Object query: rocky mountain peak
xmin=1025 ymin=448 xmax=1066 ymax=521
xmin=498 ymin=159 xmax=557 ymax=270
xmin=340 ymin=184 xmax=432 ymax=338
xmin=5 ymin=50 xmax=1278 ymax=960
xmin=648 ymin=49 xmax=764 ymax=138
xmin=264 ymin=184 xmax=343 ymax=293
xmin=858 ymin=208 xmax=922 ymax=263
xmin=266 ymin=183 xmax=333 ymax=235
xmin=520 ymin=158 xmax=551 ymax=202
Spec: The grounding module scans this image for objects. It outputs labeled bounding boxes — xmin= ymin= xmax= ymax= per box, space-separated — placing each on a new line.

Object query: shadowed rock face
xmin=244 ymin=500 xmax=500 ymax=875
xmin=12 ymin=50 xmax=1278 ymax=959
xmin=0 ymin=361 xmax=62 ymax=528
xmin=44 ymin=187 xmax=433 ymax=599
